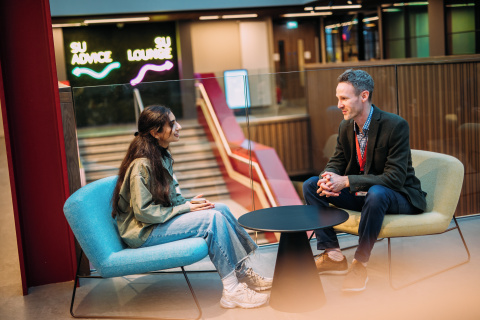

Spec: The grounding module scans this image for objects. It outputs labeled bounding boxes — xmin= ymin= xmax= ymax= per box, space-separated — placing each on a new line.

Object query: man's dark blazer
xmin=323 ymin=105 xmax=427 ymax=211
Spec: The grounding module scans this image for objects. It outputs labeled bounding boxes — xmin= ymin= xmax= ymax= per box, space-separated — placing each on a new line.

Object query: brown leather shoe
xmin=342 ymin=260 xmax=368 ymax=292
xmin=315 ymin=252 xmax=348 ymax=275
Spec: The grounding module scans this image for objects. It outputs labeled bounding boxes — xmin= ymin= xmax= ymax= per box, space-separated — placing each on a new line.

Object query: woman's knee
xmin=192 ymin=210 xmax=227 ymax=234
xmin=214 ymin=202 xmax=229 ymax=213
xmin=204 ymin=209 xmax=228 ymax=222
xmin=212 ymin=203 xmax=235 ymax=218
xmin=187 ymin=210 xmax=217 ymax=226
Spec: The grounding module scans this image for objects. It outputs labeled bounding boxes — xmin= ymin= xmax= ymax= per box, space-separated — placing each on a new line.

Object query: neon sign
xmin=70 ymin=41 xmax=113 ymax=65
xmin=66 ymin=32 xmax=176 ymax=84
xmin=127 ymin=37 xmax=173 ymax=61
xmin=72 ymin=62 xmax=121 ymax=79
xmin=130 ymin=61 xmax=174 ymax=86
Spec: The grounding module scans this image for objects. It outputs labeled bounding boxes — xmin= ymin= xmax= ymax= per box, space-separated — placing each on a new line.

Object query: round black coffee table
xmin=239 ymin=205 xmax=348 ymax=313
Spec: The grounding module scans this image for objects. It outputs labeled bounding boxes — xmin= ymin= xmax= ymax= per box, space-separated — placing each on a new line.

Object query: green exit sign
xmin=287 ymin=21 xmax=298 ymax=29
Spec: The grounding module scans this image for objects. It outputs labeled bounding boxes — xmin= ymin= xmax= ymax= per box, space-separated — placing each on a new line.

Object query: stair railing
xmin=133 ymin=88 xmax=145 ymax=124
xmin=197 ymin=82 xmax=275 ymax=208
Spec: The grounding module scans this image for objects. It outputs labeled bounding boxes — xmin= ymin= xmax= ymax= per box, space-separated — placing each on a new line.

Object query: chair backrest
xmin=411 ymin=150 xmax=464 ymax=219
xmin=63 ymin=176 xmax=124 ymax=269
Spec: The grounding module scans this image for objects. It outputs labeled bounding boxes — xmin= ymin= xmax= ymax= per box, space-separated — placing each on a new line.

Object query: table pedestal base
xmin=270 ymin=232 xmax=326 ymax=312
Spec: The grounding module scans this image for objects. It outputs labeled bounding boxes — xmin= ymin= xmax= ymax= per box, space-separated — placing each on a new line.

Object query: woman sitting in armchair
xmin=111 ymin=105 xmax=271 ymax=309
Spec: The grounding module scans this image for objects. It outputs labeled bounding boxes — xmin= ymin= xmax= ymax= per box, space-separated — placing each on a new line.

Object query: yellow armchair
xmin=333 ymin=149 xmax=470 ymax=289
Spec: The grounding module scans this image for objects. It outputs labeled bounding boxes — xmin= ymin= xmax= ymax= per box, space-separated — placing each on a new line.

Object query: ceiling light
xmin=315 ymin=5 xmax=362 ymax=10
xmin=446 ymin=3 xmax=474 ymax=7
xmin=282 ymin=12 xmax=333 ymax=18
xmin=383 ymin=8 xmax=402 ymax=12
xmin=393 ymin=2 xmax=428 ymax=6
xmin=363 ymin=16 xmax=379 ymax=22
xmin=52 ymin=23 xmax=83 ymax=28
xmin=199 ymin=15 xmax=220 ymax=20
xmin=84 ymin=17 xmax=150 ymax=24
xmin=222 ymin=14 xmax=258 ymax=19
xmin=325 ymin=20 xmax=359 ymax=29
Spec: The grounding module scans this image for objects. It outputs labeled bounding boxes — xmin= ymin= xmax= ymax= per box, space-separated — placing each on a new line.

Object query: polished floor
xmin=1 ymin=135 xmax=479 ymax=320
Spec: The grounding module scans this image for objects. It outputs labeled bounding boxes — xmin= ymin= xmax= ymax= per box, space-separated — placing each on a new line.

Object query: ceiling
xmin=50 ymin=0 xmax=433 ymax=25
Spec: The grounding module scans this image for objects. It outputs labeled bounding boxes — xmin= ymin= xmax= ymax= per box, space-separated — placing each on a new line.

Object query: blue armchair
xmin=63 ymin=175 xmax=210 ymax=319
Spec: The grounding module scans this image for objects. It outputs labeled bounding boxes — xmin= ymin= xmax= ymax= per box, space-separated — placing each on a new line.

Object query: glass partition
xmin=71 ymin=58 xmax=480 ymax=246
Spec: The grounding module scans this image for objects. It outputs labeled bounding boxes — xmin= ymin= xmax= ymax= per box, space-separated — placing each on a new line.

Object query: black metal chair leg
xmin=69 ymin=258 xmax=206 ymax=319
xmin=70 ymin=250 xmax=84 ymax=318
xmin=180 ymin=267 xmax=203 ymax=320
xmin=453 ymin=216 xmax=471 ymax=262
xmin=388 ymin=217 xmax=471 ymax=290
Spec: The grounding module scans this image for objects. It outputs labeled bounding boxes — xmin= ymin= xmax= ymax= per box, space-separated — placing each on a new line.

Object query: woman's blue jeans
xmin=140 ymin=203 xmax=258 ymax=279
xmin=303 ymin=176 xmax=422 ymax=263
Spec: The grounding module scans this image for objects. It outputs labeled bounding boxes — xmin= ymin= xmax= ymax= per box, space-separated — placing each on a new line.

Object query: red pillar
xmin=0 ymin=1 xmax=76 ymax=293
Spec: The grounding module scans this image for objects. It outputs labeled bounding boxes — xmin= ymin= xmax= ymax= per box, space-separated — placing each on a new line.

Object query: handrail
xmin=133 ymin=88 xmax=145 ymax=124
xmin=197 ymin=82 xmax=277 ymax=208
xmin=305 ymin=54 xmax=480 ymax=70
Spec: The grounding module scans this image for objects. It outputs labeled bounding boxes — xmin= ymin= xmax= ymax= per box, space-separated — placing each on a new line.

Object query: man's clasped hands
xmin=317 ymin=172 xmax=350 ymax=197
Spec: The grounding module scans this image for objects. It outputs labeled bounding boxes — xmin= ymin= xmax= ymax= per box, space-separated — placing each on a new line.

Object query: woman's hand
xmin=187 ymin=194 xmax=215 ymax=211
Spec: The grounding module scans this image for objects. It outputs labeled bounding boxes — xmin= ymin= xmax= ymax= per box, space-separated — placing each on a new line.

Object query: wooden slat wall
xmin=239 ymin=115 xmax=312 ymax=176
xmin=305 ymin=56 xmax=480 ymax=216
xmin=397 ymin=62 xmax=480 ymax=216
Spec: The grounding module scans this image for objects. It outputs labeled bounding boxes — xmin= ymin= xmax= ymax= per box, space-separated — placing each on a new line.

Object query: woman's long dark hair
xmin=111 ymin=105 xmax=175 ymax=217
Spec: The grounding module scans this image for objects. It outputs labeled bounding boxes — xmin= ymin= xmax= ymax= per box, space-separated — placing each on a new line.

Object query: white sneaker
xmin=220 ymin=283 xmax=269 ymax=309
xmin=238 ymin=267 xmax=273 ymax=291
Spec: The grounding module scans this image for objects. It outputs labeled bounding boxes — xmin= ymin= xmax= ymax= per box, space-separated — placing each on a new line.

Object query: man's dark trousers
xmin=303 ymin=176 xmax=421 ymax=263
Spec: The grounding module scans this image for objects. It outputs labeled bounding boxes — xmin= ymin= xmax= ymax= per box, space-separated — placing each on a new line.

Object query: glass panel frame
xmin=71 ymin=59 xmax=480 ymax=246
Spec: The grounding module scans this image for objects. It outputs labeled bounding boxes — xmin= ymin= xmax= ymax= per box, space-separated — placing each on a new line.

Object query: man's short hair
xmin=337 ymin=69 xmax=374 ymax=102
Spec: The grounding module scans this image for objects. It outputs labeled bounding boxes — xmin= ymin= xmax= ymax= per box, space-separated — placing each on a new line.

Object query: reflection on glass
xmin=383 ymin=4 xmax=429 ymax=59
xmin=223 ymin=69 xmax=251 ymax=110
xmin=446 ymin=4 xmax=477 ymax=55
xmin=71 ymin=61 xmax=480 ymax=246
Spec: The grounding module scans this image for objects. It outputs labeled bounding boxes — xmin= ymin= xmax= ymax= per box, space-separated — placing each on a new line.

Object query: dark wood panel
xmin=397 ymin=62 xmax=480 ymax=217
xmin=59 ymin=85 xmax=89 ymax=275
xmin=59 ymin=86 xmax=82 ymax=195
xmin=240 ymin=116 xmax=311 ymax=176
xmin=273 ymin=20 xmax=318 ymax=100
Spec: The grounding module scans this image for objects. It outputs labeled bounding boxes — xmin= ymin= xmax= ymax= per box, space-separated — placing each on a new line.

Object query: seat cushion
xmin=98 ymin=238 xmax=209 ymax=278
xmin=334 ymin=209 xmax=452 ymax=238
xmin=333 ymin=150 xmax=463 ymax=239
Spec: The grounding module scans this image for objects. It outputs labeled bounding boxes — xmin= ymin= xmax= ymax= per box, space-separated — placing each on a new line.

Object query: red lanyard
xmin=355 ymin=133 xmax=367 ymax=173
